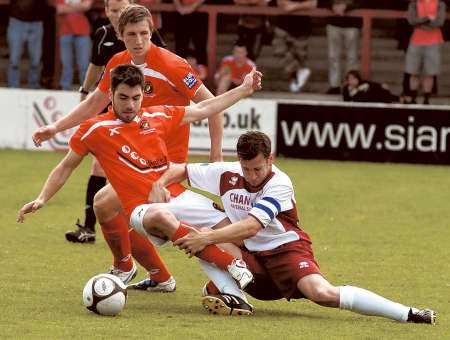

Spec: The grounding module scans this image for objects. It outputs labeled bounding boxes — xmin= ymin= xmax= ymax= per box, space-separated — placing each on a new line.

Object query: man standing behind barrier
xmin=7 ymin=0 xmax=46 ymax=88
xmin=274 ymin=0 xmax=316 ymax=93
xmin=324 ymin=0 xmax=361 ymax=95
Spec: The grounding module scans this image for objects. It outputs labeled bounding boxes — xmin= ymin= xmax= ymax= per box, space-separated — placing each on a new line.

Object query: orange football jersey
xmin=70 ymin=106 xmax=186 ymax=215
xmin=98 ymin=43 xmax=203 ymax=163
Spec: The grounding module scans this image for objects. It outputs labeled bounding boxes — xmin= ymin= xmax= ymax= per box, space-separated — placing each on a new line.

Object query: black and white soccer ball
xmin=82 ymin=274 xmax=127 ymax=316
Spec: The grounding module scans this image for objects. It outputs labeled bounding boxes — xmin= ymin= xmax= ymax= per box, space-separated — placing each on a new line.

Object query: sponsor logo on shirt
xmin=109 ymin=127 xmax=121 ymax=136
xmin=103 ymin=41 xmax=114 ymax=47
xmin=183 ymin=72 xmax=197 ymax=89
xmin=299 ymin=261 xmax=309 ymax=269
xmin=229 ymin=192 xmax=252 ymax=212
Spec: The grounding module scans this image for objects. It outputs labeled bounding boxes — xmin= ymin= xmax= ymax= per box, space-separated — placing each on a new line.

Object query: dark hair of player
xmin=237 ymin=131 xmax=271 ymax=160
xmin=110 ymin=64 xmax=145 ymax=93
xmin=118 ymin=4 xmax=154 ymax=35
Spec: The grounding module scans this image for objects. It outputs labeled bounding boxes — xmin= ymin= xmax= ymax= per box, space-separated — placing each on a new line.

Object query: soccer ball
xmin=82 ymin=274 xmax=127 ymax=316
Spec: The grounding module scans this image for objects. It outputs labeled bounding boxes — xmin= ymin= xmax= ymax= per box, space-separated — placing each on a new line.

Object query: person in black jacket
xmin=342 ymin=70 xmax=399 ymax=103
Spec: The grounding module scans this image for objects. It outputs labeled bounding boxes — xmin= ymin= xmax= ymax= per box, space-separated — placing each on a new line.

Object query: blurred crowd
xmin=4 ymin=0 xmax=449 ymax=104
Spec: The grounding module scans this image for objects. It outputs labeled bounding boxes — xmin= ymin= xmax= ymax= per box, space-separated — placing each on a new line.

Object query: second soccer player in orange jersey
xmin=32 ymin=5 xmax=224 ymax=291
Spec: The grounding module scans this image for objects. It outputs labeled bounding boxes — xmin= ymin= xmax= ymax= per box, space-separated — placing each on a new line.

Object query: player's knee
xmin=309 ymin=286 xmax=339 ymax=307
xmin=142 ymin=207 xmax=177 ymax=234
xmin=93 ymin=188 xmax=119 ymax=222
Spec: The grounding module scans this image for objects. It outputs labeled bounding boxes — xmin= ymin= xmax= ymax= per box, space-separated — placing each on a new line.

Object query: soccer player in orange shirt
xmin=31 ymin=5 xmax=223 ymax=291
xmin=19 ymin=65 xmax=262 ymax=312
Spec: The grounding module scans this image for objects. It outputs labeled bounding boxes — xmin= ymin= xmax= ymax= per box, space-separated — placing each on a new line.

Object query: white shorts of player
xmin=130 ymin=190 xmax=227 ymax=246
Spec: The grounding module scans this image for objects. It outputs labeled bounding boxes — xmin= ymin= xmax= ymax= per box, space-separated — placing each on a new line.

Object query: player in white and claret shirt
xmin=151 ymin=131 xmax=436 ymax=323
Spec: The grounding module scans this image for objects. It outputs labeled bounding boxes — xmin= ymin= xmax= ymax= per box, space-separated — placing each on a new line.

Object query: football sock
xmin=199 ymin=259 xmax=247 ymax=301
xmin=423 ymin=93 xmax=431 ymax=105
xmin=84 ymin=175 xmax=107 ymax=231
xmin=171 ymin=223 xmax=235 ymax=270
xmin=129 ymin=229 xmax=171 ymax=283
xmin=339 ymin=286 xmax=410 ymax=322
xmin=100 ymin=213 xmax=133 ymax=272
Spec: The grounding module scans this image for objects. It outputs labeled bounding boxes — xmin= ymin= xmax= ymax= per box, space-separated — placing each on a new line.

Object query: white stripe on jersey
xmin=141 ymin=111 xmax=171 ymax=119
xmin=141 ymin=68 xmax=176 ymax=88
xmin=81 ymin=119 xmax=124 ymax=141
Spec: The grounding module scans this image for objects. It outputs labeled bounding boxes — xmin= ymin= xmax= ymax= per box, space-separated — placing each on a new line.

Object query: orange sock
xmin=171 ymin=223 xmax=235 ymax=270
xmin=129 ymin=229 xmax=171 ymax=283
xmin=100 ymin=213 xmax=132 ymax=271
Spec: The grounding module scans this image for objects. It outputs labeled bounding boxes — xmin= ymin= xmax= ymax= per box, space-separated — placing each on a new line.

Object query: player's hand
xmin=241 ymin=67 xmax=263 ymax=95
xmin=149 ymin=182 xmax=171 ymax=203
xmin=173 ymin=228 xmax=211 ymax=257
xmin=17 ymin=199 xmax=44 ymax=223
xmin=32 ymin=124 xmax=57 ymax=147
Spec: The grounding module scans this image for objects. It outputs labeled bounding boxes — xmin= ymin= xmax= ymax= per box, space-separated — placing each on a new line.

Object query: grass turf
xmin=1 ymin=149 xmax=449 ymax=339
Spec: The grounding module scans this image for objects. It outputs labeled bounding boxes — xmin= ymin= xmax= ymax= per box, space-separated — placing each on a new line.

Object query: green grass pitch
xmin=1 ymin=149 xmax=449 ymax=339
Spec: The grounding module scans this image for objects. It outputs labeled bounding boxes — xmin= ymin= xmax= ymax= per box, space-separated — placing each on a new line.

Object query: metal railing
xmin=4 ymin=2 xmax=447 ymax=86
xmin=150 ymin=4 xmax=407 ymax=84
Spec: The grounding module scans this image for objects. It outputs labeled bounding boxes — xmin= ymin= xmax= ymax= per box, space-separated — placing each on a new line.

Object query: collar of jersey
xmin=244 ymin=171 xmax=276 ymax=193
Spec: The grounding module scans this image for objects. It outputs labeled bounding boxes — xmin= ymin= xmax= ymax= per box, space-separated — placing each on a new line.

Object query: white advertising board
xmin=0 ymin=88 xmax=79 ymax=151
xmin=0 ymin=90 xmax=277 ymax=156
xmin=188 ymin=98 xmax=277 ymax=156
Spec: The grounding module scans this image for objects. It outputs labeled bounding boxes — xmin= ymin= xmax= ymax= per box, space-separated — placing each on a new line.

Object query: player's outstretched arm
xmin=182 ymin=67 xmax=262 ymax=125
xmin=17 ymin=151 xmax=85 ymax=223
xmin=32 ymin=89 xmax=109 ymax=147
xmin=149 ymin=164 xmax=187 ymax=203
xmin=193 ymin=85 xmax=224 ymax=162
xmin=174 ymin=216 xmax=262 ymax=255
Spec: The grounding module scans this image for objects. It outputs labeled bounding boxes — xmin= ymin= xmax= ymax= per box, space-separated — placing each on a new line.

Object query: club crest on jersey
xmin=183 ymin=73 xmax=197 ymax=89
xmin=229 ymin=176 xmax=239 ymax=186
xmin=144 ymin=80 xmax=153 ymax=95
xmin=139 ymin=118 xmax=156 ymax=135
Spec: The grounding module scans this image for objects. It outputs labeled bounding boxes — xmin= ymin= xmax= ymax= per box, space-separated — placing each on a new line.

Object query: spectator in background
xmin=405 ymin=0 xmax=446 ymax=105
xmin=186 ymin=49 xmax=208 ymax=80
xmin=7 ymin=0 xmax=47 ymax=88
xmin=342 ymin=70 xmax=399 ymax=103
xmin=324 ymin=0 xmax=361 ymax=95
xmin=234 ymin=0 xmax=271 ymax=61
xmin=56 ymin=0 xmax=93 ymax=90
xmin=215 ymin=41 xmax=255 ymax=95
xmin=274 ymin=0 xmax=316 ymax=93
xmin=173 ymin=0 xmax=208 ymax=68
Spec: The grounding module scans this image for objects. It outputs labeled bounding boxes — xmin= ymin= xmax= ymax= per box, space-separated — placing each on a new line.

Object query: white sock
xmin=339 ymin=286 xmax=410 ymax=322
xmin=198 ymin=259 xmax=247 ymax=302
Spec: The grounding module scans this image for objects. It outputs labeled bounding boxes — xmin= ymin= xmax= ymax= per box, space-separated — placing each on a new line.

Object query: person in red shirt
xmin=56 ymin=0 xmax=93 ymax=90
xmin=32 ymin=5 xmax=224 ymax=291
xmin=19 ymin=65 xmax=262 ymax=313
xmin=215 ymin=41 xmax=256 ymax=95
xmin=405 ymin=0 xmax=446 ymax=104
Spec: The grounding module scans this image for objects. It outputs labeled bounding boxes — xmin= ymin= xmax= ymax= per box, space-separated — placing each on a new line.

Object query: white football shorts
xmin=130 ymin=190 xmax=227 ymax=246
